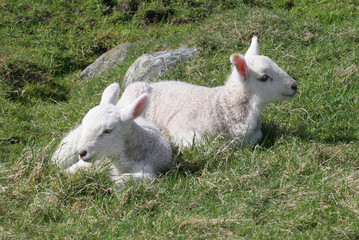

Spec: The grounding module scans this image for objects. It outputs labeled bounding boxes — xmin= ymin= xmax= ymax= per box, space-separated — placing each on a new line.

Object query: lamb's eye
xmin=103 ymin=129 xmax=113 ymax=134
xmin=259 ymin=74 xmax=270 ymax=82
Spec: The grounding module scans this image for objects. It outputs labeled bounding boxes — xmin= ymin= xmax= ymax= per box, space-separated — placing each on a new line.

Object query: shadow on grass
xmin=169 ymin=147 xmax=203 ymax=177
xmin=260 ymin=121 xmax=358 ymax=148
xmin=164 ymin=119 xmax=358 ymax=177
xmin=1 ymin=59 xmax=71 ymax=104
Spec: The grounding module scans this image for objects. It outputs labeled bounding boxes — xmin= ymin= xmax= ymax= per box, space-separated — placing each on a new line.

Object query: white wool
xmin=118 ymin=36 xmax=298 ymax=147
xmin=52 ymin=83 xmax=172 ymax=184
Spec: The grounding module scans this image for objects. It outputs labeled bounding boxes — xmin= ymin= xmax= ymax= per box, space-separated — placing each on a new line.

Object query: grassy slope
xmin=1 ymin=0 xmax=359 ymax=239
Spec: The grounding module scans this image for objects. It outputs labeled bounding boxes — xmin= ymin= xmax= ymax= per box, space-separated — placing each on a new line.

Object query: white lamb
xmin=118 ymin=36 xmax=298 ymax=147
xmin=51 ymin=83 xmax=172 ymax=184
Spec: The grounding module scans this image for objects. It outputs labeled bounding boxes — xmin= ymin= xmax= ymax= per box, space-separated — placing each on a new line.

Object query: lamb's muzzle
xmin=291 ymin=83 xmax=298 ymax=90
xmin=79 ymin=150 xmax=87 ymax=159
xmin=78 ymin=149 xmax=93 ymax=162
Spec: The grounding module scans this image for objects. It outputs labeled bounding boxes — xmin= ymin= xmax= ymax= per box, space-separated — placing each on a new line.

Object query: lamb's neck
xmin=220 ymin=86 xmax=262 ymax=122
xmin=125 ymin=121 xmax=146 ymax=150
xmin=218 ymin=78 xmax=264 ymax=138
xmin=247 ymin=96 xmax=264 ymax=127
xmin=224 ymin=74 xmax=266 ymax=113
xmin=250 ymin=94 xmax=267 ymax=113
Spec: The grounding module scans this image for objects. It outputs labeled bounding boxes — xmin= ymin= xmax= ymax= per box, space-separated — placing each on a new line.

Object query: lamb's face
xmin=77 ymin=104 xmax=126 ymax=162
xmin=75 ymin=82 xmax=149 ymax=163
xmin=246 ymin=55 xmax=297 ymax=104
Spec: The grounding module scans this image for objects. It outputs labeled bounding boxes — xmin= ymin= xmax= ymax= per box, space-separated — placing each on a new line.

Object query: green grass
xmin=1 ymin=0 xmax=359 ymax=239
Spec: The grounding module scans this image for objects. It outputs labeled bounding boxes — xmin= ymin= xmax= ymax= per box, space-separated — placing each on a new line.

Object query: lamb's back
xmin=145 ymin=81 xmax=222 ymax=131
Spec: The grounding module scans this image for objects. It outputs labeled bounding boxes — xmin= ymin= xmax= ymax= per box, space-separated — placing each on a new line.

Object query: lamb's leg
xmin=248 ymin=129 xmax=262 ymax=144
xmin=168 ymin=129 xmax=200 ymax=148
xmin=111 ymin=172 xmax=154 ymax=184
xmin=110 ymin=163 xmax=155 ymax=185
xmin=65 ymin=159 xmax=92 ymax=174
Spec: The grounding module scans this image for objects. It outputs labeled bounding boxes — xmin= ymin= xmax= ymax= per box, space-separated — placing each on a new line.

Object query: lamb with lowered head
xmin=52 ymin=83 xmax=172 ymax=184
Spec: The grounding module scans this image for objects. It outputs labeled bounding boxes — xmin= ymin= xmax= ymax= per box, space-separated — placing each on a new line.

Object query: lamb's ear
xmin=120 ymin=93 xmax=149 ymax=122
xmin=245 ymin=36 xmax=259 ymax=57
xmin=100 ymin=83 xmax=120 ymax=105
xmin=230 ymin=54 xmax=248 ymax=80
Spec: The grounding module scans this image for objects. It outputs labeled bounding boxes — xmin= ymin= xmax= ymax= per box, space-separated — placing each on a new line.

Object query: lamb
xmin=118 ymin=36 xmax=298 ymax=147
xmin=51 ymin=83 xmax=172 ymax=184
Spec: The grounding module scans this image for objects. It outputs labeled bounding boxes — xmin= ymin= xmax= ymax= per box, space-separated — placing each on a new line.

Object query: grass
xmin=1 ymin=0 xmax=359 ymax=239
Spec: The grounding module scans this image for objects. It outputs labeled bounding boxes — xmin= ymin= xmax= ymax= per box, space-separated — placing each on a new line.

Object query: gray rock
xmin=80 ymin=42 xmax=133 ymax=79
xmin=123 ymin=47 xmax=197 ymax=86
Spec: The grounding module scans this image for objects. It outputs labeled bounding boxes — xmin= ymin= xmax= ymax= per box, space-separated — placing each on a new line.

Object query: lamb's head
xmin=230 ymin=36 xmax=297 ymax=107
xmin=77 ymin=83 xmax=149 ymax=162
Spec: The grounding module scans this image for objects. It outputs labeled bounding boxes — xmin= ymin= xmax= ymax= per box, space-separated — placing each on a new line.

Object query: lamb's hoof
xmin=113 ymin=174 xmax=133 ymax=185
xmin=64 ymin=166 xmax=76 ymax=174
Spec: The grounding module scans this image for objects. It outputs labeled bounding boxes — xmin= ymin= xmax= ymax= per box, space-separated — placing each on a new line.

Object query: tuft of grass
xmin=1 ymin=0 xmax=359 ymax=239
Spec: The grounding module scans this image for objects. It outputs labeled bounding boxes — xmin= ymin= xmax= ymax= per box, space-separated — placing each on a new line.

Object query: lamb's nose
xmin=291 ymin=83 xmax=298 ymax=90
xmin=79 ymin=150 xmax=87 ymax=158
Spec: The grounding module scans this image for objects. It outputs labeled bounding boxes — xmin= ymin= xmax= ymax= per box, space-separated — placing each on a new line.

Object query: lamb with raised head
xmin=52 ymin=83 xmax=172 ymax=183
xmin=118 ymin=36 xmax=298 ymax=147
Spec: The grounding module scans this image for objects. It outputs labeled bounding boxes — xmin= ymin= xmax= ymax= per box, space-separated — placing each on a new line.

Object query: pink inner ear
xmin=233 ymin=56 xmax=247 ymax=78
xmin=133 ymin=97 xmax=147 ymax=118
